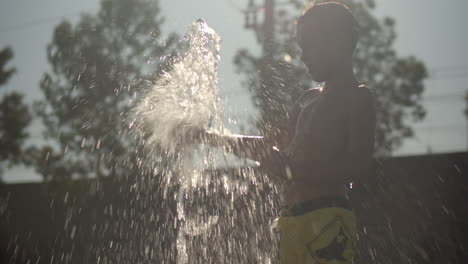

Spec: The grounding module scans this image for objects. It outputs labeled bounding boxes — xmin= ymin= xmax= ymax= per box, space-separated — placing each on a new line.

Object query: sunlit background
xmin=1 ymin=1 xmax=467 ymax=263
xmin=1 ymin=0 xmax=466 ymax=183
xmin=0 ymin=0 xmax=466 ymax=180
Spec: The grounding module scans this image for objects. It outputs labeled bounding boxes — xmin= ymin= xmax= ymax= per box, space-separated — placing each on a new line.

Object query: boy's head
xmin=296 ymin=2 xmax=358 ymax=82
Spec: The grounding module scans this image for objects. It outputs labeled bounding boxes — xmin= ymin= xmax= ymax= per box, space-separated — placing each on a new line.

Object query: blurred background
xmin=0 ymin=0 xmax=466 ymax=182
xmin=0 ymin=0 xmax=467 ymax=263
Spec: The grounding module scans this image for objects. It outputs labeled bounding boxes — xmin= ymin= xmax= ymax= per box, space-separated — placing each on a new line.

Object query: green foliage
xmin=33 ymin=0 xmax=178 ymax=180
xmin=0 ymin=48 xmax=16 ymax=85
xmin=0 ymin=47 xmax=32 ymax=177
xmin=234 ymin=0 xmax=427 ymax=156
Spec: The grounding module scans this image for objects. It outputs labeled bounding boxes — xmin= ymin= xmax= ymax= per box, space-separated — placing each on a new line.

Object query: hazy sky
xmin=1 ymin=0 xmax=467 ymax=182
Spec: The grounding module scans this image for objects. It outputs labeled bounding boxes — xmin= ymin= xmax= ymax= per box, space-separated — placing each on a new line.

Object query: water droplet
xmin=70 ymin=226 xmax=76 ymax=239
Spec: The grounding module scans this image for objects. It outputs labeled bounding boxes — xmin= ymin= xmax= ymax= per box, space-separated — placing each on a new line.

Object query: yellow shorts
xmin=274 ymin=198 xmax=357 ymax=264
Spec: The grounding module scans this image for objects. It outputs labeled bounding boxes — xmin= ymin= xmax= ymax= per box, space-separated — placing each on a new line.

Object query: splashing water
xmin=132 ymin=19 xmax=224 ymax=264
xmin=133 ymin=19 xmax=223 ymax=155
xmin=128 ymin=20 xmax=281 ymax=263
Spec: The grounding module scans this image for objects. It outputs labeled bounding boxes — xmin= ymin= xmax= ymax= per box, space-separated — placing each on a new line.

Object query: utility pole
xmin=243 ymin=0 xmax=304 ymax=55
xmin=465 ymin=90 xmax=468 ymax=150
xmin=263 ymin=0 xmax=275 ymax=56
xmin=242 ymin=0 xmax=301 ymax=128
xmin=244 ymin=0 xmax=276 ymax=57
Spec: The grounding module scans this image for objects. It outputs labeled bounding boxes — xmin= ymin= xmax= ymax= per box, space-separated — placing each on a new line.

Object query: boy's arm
xmin=289 ymin=87 xmax=376 ymax=186
xmin=199 ymin=89 xmax=309 ymax=160
xmin=189 ymin=88 xmax=321 ymax=161
xmin=201 ymin=132 xmax=289 ymax=181
xmin=202 ymin=132 xmax=273 ymax=161
xmin=264 ymin=118 xmax=292 ymax=151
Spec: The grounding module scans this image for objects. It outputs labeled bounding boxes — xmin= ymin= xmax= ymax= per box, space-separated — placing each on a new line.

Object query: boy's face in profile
xmin=296 ymin=23 xmax=328 ymax=82
xmin=296 ymin=18 xmax=351 ymax=83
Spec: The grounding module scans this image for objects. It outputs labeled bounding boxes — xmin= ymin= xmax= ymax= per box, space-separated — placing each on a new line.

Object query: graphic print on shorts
xmin=306 ymin=216 xmax=354 ymax=263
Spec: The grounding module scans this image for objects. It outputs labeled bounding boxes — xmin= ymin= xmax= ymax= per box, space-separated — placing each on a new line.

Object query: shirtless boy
xmin=189 ymin=2 xmax=376 ymax=263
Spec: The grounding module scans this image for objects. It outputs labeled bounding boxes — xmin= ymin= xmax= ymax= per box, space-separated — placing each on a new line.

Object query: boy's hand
xmin=185 ymin=126 xmax=208 ymax=144
xmin=258 ymin=145 xmax=293 ymax=182
xmin=173 ymin=123 xmax=207 ymax=146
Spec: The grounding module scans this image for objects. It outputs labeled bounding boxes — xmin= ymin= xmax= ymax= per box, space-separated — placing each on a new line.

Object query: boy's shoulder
xmin=349 ymin=85 xmax=376 ymax=117
xmin=356 ymin=84 xmax=372 ymax=94
xmin=289 ymin=87 xmax=322 ymax=114
xmin=299 ymin=87 xmax=323 ymax=101
xmin=302 ymin=85 xmax=374 ymax=101
xmin=304 ymin=87 xmax=323 ymax=96
xmin=353 ymin=85 xmax=375 ymax=104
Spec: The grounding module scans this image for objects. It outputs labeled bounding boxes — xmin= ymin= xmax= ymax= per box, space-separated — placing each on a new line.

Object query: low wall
xmin=1 ymin=152 xmax=467 ymax=263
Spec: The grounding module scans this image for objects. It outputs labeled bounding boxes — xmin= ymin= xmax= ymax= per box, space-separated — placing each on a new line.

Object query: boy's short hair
xmin=297 ymin=2 xmax=359 ymax=50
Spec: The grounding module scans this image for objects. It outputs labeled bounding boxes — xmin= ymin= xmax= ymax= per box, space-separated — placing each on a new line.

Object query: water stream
xmin=130 ymin=20 xmax=281 ymax=263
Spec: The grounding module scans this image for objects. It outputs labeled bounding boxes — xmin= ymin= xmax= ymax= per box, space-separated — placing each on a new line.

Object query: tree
xmin=235 ymin=0 xmax=427 ymax=156
xmin=0 ymin=47 xmax=32 ymax=178
xmin=33 ymin=0 xmax=178 ymax=180
xmin=465 ymin=91 xmax=468 ymax=117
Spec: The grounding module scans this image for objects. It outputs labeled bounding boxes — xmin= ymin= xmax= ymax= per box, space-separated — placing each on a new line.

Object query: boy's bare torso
xmin=280 ymin=86 xmax=367 ymax=205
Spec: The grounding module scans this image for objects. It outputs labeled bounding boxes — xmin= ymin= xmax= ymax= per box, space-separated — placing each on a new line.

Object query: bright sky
xmin=1 ymin=0 xmax=467 ymax=183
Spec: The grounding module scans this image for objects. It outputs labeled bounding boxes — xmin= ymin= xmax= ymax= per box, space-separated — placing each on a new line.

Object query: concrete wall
xmin=1 ymin=152 xmax=467 ymax=263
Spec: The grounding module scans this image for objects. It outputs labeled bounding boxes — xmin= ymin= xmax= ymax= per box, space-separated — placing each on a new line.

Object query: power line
xmin=428 ymin=73 xmax=468 ymax=80
xmin=427 ymin=64 xmax=468 ymax=80
xmin=430 ymin=64 xmax=468 ymax=73
xmin=423 ymin=92 xmax=466 ymax=101
xmin=415 ymin=124 xmax=466 ymax=130
xmin=0 ymin=13 xmax=81 ymax=33
xmin=226 ymin=0 xmax=245 ymax=12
